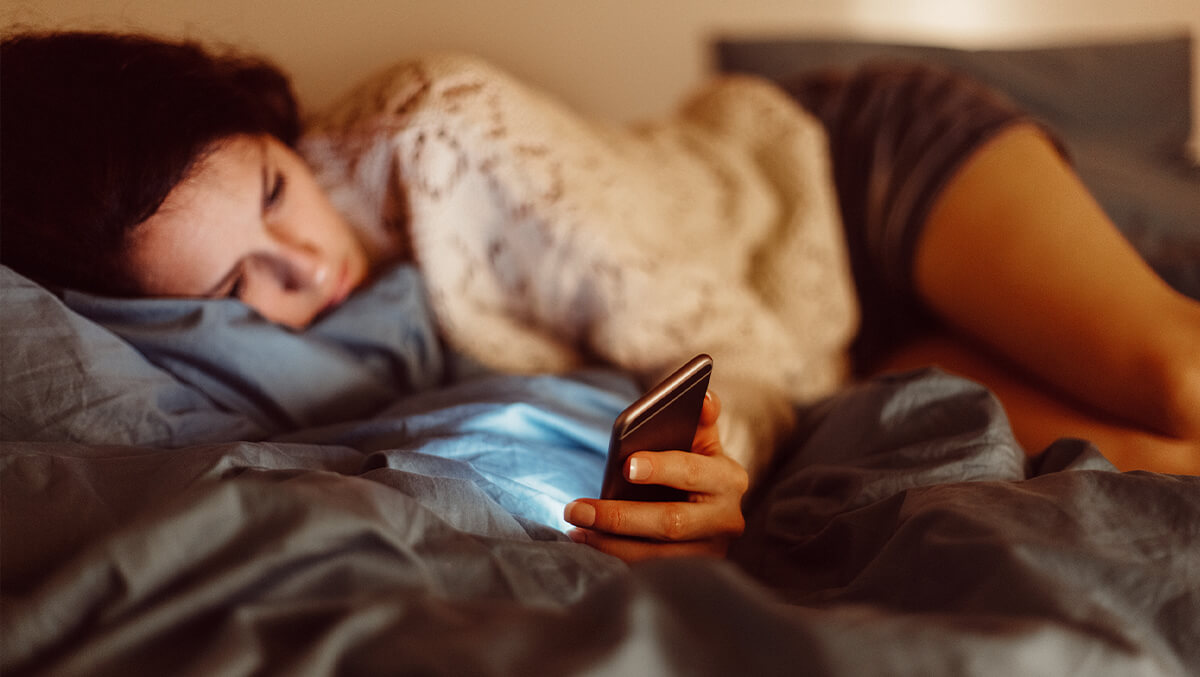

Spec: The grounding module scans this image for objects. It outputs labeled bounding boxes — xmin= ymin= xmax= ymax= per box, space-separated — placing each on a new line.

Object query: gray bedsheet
xmin=4 ymin=369 xmax=1197 ymax=676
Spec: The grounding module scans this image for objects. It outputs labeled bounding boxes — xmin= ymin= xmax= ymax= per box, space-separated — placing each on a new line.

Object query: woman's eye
xmin=227 ymin=275 xmax=245 ymax=299
xmin=264 ymin=173 xmax=287 ymax=211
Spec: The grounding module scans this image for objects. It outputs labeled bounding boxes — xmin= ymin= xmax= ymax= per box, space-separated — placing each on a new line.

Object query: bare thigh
xmin=875 ymin=332 xmax=1200 ymax=476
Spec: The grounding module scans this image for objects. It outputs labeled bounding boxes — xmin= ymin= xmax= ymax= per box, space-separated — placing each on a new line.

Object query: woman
xmin=2 ymin=32 xmax=1197 ymax=561
xmin=0 ymin=31 xmax=748 ymax=562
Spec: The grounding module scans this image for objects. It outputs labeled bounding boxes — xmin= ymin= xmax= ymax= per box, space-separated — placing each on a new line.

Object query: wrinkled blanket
xmin=4 ymin=369 xmax=1197 ymax=676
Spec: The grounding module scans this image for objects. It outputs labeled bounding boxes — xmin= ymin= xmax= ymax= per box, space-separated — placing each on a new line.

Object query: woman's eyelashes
xmin=226 ymin=273 xmax=245 ymax=299
xmin=221 ymin=261 xmax=246 ymax=299
xmin=263 ymin=171 xmax=287 ymax=212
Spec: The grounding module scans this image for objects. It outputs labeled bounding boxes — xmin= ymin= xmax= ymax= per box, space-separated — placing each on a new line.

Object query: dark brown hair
xmin=1 ymin=31 xmax=301 ymax=295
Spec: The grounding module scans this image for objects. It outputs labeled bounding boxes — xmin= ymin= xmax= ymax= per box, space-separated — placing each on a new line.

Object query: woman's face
xmin=126 ymin=134 xmax=369 ymax=328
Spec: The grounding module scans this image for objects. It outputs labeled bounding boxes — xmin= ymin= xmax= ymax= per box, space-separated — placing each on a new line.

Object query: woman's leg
xmin=878 ymin=332 xmax=1200 ymax=475
xmin=912 ymin=123 xmax=1200 ymax=445
xmin=788 ymin=63 xmax=1199 ymax=472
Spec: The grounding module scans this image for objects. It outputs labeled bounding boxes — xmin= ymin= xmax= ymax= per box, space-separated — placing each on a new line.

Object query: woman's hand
xmin=563 ymin=391 xmax=748 ymax=562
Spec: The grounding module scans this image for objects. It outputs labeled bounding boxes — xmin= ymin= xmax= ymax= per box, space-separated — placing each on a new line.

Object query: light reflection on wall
xmin=841 ymin=0 xmax=1016 ymax=44
xmin=838 ymin=0 xmax=1197 ymax=46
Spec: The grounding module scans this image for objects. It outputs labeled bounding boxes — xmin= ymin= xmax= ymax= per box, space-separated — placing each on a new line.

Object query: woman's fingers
xmin=563 ymin=497 xmax=745 ymax=542
xmin=625 ymin=449 xmax=748 ymax=497
xmin=561 ymin=388 xmax=746 ymax=563
xmin=691 ymin=390 xmax=723 ymax=455
xmin=566 ymin=528 xmax=729 ymax=561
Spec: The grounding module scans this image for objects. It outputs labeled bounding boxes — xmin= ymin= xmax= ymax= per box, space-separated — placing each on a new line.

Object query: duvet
xmin=2 ymin=263 xmax=1198 ymax=676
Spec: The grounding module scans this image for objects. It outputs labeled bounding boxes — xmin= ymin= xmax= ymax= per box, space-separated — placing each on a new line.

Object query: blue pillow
xmin=1 ymin=265 xmax=263 ymax=445
xmin=1 ymin=263 xmax=454 ymax=445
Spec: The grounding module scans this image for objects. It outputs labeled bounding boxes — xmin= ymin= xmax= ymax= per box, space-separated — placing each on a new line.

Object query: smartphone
xmin=600 ymin=354 xmax=713 ymax=502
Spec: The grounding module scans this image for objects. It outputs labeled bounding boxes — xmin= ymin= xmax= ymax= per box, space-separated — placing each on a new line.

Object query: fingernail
xmin=566 ymin=529 xmax=587 ymax=543
xmin=564 ymin=501 xmax=595 ymax=527
xmin=627 ymin=457 xmax=651 ymax=481
xmin=705 ymin=390 xmax=712 ymax=401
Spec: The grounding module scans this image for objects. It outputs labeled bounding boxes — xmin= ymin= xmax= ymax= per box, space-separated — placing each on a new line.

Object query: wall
xmin=4 ymin=0 xmax=1198 ymax=150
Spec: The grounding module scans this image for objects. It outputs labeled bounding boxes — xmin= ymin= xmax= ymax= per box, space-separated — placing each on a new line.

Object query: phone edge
xmin=612 ymin=354 xmax=713 ymax=440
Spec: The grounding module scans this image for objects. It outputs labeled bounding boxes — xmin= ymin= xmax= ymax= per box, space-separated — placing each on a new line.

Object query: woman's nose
xmin=269 ymin=240 xmax=329 ymax=292
xmin=262 ymin=218 xmax=329 ymax=291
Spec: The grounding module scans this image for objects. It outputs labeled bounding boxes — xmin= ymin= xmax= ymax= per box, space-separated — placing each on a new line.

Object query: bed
xmin=3 ymin=35 xmax=1199 ymax=676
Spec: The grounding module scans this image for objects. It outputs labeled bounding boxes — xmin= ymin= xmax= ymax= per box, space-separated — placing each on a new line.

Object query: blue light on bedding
xmin=273 ymin=370 xmax=639 ymax=531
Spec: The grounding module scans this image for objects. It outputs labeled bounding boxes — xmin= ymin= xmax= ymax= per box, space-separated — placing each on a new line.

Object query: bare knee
xmin=1154 ymin=351 xmax=1200 ymax=441
xmin=1145 ymin=300 xmax=1200 ymax=440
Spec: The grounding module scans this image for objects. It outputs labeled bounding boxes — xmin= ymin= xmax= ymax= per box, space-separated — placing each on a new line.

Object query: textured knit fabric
xmin=301 ymin=53 xmax=859 ymax=478
xmin=783 ymin=62 xmax=1035 ymax=371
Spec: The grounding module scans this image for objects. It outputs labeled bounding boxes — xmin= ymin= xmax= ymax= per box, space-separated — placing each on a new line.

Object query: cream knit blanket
xmin=301 ymin=53 xmax=859 ymax=480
